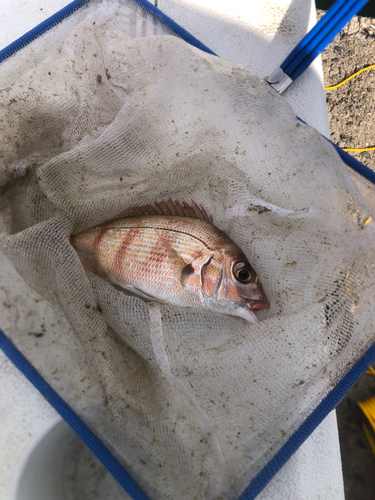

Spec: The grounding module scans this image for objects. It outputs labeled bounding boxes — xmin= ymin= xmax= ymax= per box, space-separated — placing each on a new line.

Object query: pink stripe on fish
xmin=113 ymin=227 xmax=140 ymax=274
xmin=92 ymin=227 xmax=110 ymax=255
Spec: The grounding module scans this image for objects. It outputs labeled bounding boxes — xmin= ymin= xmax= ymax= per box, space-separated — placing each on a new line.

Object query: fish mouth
xmin=246 ymin=299 xmax=269 ymax=312
xmin=236 ymin=279 xmax=269 ymax=306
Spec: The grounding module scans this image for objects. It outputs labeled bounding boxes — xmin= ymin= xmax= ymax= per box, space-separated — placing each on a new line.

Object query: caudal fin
xmin=70 ymin=233 xmax=100 ymax=275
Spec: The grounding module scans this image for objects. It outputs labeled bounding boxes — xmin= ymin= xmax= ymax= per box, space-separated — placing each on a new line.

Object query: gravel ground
xmin=319 ymin=11 xmax=375 ymax=500
xmin=319 ymin=11 xmax=375 ymax=170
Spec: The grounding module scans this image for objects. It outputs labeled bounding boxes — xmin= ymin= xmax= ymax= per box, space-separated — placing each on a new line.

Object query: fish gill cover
xmin=0 ymin=1 xmax=375 ymax=499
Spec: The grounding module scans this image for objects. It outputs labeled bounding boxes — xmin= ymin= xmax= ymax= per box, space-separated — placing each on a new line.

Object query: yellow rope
xmin=325 ymin=65 xmax=375 ymax=152
xmin=357 ymin=397 xmax=375 ymax=457
xmin=362 ymin=422 xmax=375 ymax=457
xmin=366 ymin=365 xmax=375 ymax=375
xmin=363 ymin=217 xmax=372 ymax=227
xmin=324 ymin=64 xmax=375 ymax=90
xmin=342 ymin=147 xmax=375 ymax=152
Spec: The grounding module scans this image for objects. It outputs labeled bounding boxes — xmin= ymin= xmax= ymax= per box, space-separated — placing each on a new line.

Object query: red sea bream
xmin=70 ymin=200 xmax=268 ymax=323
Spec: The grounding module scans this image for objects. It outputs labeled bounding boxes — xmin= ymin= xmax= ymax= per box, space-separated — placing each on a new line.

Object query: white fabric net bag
xmin=1 ymin=1 xmax=375 ymax=498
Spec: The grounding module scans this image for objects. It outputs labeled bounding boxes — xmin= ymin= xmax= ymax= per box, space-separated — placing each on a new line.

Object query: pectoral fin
xmin=152 ymin=229 xmax=213 ymax=289
xmin=152 ymin=229 xmax=187 ymax=272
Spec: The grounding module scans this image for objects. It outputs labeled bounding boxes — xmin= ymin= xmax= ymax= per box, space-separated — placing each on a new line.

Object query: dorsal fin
xmin=115 ymin=199 xmax=213 ymax=224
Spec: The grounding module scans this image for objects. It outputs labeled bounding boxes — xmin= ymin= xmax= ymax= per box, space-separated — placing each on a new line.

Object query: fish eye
xmin=232 ymin=261 xmax=256 ymax=284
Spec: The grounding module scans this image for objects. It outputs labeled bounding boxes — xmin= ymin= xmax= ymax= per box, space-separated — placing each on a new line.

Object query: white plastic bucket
xmin=8 ymin=417 xmax=131 ymax=500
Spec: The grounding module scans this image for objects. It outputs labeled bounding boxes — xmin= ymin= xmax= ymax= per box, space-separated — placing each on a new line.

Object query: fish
xmin=70 ymin=200 xmax=269 ymax=323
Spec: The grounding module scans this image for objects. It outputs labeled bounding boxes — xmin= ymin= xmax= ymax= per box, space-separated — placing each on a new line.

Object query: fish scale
xmin=70 ymin=204 xmax=269 ymax=323
xmin=96 ymin=220 xmax=212 ymax=304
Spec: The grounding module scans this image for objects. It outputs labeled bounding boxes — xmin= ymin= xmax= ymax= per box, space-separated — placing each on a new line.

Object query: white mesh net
xmin=1 ymin=1 xmax=375 ymax=499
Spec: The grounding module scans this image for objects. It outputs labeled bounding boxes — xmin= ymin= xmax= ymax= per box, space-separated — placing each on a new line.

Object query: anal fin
xmin=114 ymin=283 xmax=160 ymax=302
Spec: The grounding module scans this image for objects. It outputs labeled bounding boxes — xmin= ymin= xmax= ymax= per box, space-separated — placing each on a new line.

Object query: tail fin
xmin=70 ymin=232 xmax=100 ymax=275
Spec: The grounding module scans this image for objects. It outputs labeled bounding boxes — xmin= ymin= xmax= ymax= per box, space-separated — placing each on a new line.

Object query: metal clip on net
xmin=267 ymin=0 xmax=370 ymax=94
